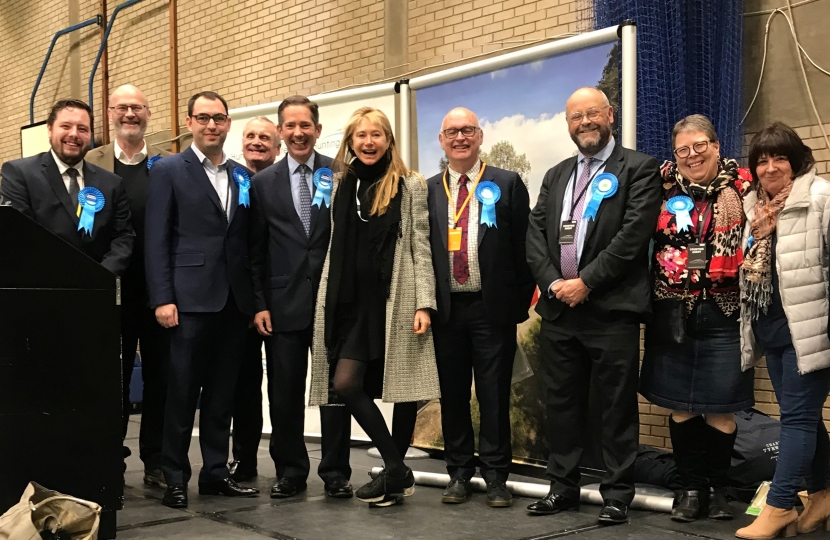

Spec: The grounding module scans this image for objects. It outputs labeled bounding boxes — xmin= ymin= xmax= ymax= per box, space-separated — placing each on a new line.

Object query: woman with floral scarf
xmin=735 ymin=123 xmax=830 ymax=539
xmin=640 ymin=115 xmax=754 ymax=523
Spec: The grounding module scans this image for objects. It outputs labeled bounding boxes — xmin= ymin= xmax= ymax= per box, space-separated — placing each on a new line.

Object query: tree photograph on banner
xmin=411 ymin=41 xmax=620 ymax=464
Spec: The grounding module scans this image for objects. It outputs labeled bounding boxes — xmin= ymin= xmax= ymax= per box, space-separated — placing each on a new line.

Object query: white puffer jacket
xmin=740 ymin=169 xmax=830 ymax=374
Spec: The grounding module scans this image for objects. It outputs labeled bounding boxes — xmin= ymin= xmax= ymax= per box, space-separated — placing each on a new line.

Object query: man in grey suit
xmin=85 ymin=84 xmax=171 ymax=488
xmin=249 ymin=96 xmax=353 ymax=499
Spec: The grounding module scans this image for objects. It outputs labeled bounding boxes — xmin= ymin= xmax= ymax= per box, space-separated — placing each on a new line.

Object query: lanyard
xmin=443 ymin=162 xmax=487 ymax=226
xmin=567 ymin=157 xmax=608 ymax=220
xmin=694 ymin=195 xmax=714 ymax=241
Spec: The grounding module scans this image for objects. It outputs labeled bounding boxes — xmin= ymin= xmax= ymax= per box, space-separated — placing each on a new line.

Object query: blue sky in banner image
xmin=415 ymin=42 xmax=615 ymax=204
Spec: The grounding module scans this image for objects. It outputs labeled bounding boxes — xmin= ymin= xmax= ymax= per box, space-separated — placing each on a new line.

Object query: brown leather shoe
xmin=735 ymin=504 xmax=797 ymax=539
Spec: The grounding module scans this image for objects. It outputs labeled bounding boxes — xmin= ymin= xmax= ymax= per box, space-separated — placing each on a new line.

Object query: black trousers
xmin=267 ymin=324 xmax=352 ymax=482
xmin=433 ymin=292 xmax=515 ymax=483
xmin=121 ymin=303 xmax=170 ymax=471
xmin=231 ymin=327 xmax=268 ymax=465
xmin=162 ymin=296 xmax=249 ymax=486
xmin=538 ymin=306 xmax=640 ymax=504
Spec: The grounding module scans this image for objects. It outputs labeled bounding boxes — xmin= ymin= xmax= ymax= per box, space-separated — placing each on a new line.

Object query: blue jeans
xmin=765 ymin=344 xmax=830 ymax=509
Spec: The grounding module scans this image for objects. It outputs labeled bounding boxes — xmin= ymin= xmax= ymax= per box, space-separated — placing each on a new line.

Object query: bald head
xmin=565 ymin=87 xmax=614 ymax=157
xmin=439 ymin=107 xmax=483 ymax=173
xmin=242 ymin=117 xmax=279 ymax=173
xmin=108 ymin=84 xmax=150 ymax=145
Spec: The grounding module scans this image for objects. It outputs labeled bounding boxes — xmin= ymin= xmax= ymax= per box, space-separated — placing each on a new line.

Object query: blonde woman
xmin=308 ymin=107 xmax=440 ymax=507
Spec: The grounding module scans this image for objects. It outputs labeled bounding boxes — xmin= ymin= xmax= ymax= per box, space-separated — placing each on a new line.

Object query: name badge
xmin=559 ymin=220 xmax=577 ymax=245
xmin=687 ymin=243 xmax=707 ymax=270
xmin=448 ymin=228 xmax=462 ymax=252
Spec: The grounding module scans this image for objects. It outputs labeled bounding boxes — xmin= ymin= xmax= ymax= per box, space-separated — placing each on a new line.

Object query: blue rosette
xmin=312 ymin=168 xmax=334 ymax=208
xmin=666 ymin=195 xmax=694 ymax=232
xmin=233 ymin=167 xmax=251 ymax=207
xmin=77 ymin=187 xmax=105 ymax=235
xmin=475 ymin=181 xmax=501 ymax=228
xmin=147 ymin=155 xmax=162 ymax=171
xmin=582 ymin=173 xmax=618 ymax=220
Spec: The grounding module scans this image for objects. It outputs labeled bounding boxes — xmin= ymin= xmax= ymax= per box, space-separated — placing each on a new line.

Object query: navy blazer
xmin=427 ymin=164 xmax=535 ymax=326
xmin=144 ymin=146 xmax=254 ymax=315
xmin=0 ymin=152 xmax=134 ymax=276
xmin=526 ymin=143 xmax=662 ymax=322
xmin=249 ymin=153 xmax=333 ymax=332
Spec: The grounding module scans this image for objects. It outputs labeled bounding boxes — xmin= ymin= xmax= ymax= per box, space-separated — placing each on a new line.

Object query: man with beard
xmin=145 ymin=91 xmax=258 ymax=508
xmin=0 ymin=98 xmax=134 ymax=275
xmin=525 ymin=88 xmax=661 ymax=524
xmin=249 ymin=95 xmax=353 ymax=500
xmin=426 ymin=107 xmax=534 ymax=508
xmin=85 ymin=85 xmax=171 ymax=488
xmin=228 ymin=116 xmax=280 ymax=482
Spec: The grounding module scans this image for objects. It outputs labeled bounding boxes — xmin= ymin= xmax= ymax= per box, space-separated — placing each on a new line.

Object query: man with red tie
xmin=426 ymin=107 xmax=535 ymax=508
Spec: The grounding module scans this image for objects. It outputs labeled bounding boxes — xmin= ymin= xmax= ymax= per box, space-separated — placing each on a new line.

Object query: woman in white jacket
xmin=736 ymin=122 xmax=830 ymax=540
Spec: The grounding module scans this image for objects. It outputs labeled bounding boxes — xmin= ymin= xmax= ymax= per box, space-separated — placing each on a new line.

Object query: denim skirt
xmin=639 ymin=299 xmax=755 ymax=414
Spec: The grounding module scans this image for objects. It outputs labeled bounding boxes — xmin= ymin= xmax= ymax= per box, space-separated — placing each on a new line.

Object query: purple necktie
xmin=453 ymin=175 xmax=470 ymax=284
xmin=560 ymin=157 xmax=593 ymax=279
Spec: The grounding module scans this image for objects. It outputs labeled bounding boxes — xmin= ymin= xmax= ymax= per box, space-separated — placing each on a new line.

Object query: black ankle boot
xmin=703 ymin=422 xmax=737 ymax=520
xmin=669 ymin=415 xmax=709 ymax=522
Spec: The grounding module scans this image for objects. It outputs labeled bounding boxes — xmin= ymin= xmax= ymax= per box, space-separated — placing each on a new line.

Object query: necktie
xmin=452 ymin=174 xmax=470 ymax=284
xmin=67 ymin=167 xmax=80 ymax=207
xmin=297 ymin=164 xmax=312 ymax=237
xmin=560 ymin=157 xmax=593 ymax=279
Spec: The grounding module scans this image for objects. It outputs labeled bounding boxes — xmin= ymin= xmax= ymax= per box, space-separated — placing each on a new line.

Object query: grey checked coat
xmin=309 ymin=172 xmax=441 ymax=405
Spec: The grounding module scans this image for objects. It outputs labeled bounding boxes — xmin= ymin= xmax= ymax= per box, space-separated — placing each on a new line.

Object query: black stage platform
xmin=117 ymin=416 xmax=830 ymax=539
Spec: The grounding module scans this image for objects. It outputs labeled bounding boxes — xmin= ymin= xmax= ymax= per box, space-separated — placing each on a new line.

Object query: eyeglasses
xmin=442 ymin=126 xmax=479 ymax=139
xmin=567 ymin=106 xmax=609 ymax=123
xmin=108 ymin=104 xmax=147 ymax=114
xmin=192 ymin=113 xmax=229 ymax=126
xmin=674 ymin=140 xmax=711 ymax=159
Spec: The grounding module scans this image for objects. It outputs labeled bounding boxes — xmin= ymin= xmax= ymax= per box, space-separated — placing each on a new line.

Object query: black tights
xmin=333 ymin=358 xmax=418 ymax=475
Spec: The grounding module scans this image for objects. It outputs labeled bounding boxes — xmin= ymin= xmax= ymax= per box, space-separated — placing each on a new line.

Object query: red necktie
xmin=453 ymin=174 xmax=470 ymax=284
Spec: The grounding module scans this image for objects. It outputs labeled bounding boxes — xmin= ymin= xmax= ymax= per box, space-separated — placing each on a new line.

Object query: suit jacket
xmin=526 ymin=143 xmax=662 ymax=322
xmin=249 ymin=153 xmax=332 ymax=332
xmin=427 ymin=165 xmax=535 ymax=325
xmin=0 ymin=152 xmax=134 ymax=276
xmin=144 ymin=146 xmax=254 ymax=315
xmin=86 ymin=141 xmax=171 ymax=308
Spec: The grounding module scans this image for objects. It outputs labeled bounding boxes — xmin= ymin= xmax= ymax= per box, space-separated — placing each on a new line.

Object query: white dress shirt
xmin=114 ymin=140 xmax=148 ymax=165
xmin=190 ymin=144 xmax=231 ymax=217
xmin=447 ymin=160 xmax=482 ymax=293
xmin=51 ymin=149 xmax=85 ymax=193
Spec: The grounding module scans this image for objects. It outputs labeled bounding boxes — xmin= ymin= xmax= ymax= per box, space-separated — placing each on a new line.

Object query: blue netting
xmin=580 ymin=1 xmax=744 ymax=162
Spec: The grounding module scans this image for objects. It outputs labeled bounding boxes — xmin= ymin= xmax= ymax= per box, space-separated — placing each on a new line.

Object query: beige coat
xmin=84 ymin=142 xmax=170 ymax=172
xmin=309 ymin=172 xmax=440 ymax=405
xmin=740 ymin=168 xmax=830 ymax=374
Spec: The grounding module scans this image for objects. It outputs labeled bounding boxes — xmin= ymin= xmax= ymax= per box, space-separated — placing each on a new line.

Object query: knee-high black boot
xmin=669 ymin=415 xmax=709 ymax=522
xmin=702 ymin=422 xmax=737 ymax=520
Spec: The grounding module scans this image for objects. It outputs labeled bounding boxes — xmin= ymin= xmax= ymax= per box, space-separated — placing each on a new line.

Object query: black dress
xmin=335 ymin=178 xmax=387 ymax=363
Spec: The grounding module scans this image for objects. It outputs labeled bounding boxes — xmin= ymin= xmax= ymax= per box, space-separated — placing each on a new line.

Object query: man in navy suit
xmin=0 ymin=98 xmax=134 ymax=276
xmin=525 ymin=88 xmax=661 ymax=524
xmin=250 ymin=95 xmax=353 ymax=500
xmin=145 ymin=91 xmax=259 ymax=508
xmin=426 ymin=107 xmax=535 ymax=508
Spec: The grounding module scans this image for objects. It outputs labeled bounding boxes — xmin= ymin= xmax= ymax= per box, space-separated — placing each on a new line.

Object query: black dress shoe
xmin=527 ymin=493 xmax=580 ymax=515
xmin=486 ymin=480 xmax=513 ymax=508
xmin=324 ymin=477 xmax=354 ymax=499
xmin=162 ymin=484 xmax=188 ymax=508
xmin=707 ymin=488 xmax=734 ymax=520
xmin=143 ymin=468 xmax=167 ymax=488
xmin=270 ymin=477 xmax=307 ymax=499
xmin=228 ymin=460 xmax=258 ymax=482
xmin=198 ymin=477 xmax=259 ymax=497
xmin=442 ymin=478 xmax=473 ymax=504
xmin=598 ymin=498 xmax=629 ymax=524
xmin=671 ymin=489 xmax=708 ymax=522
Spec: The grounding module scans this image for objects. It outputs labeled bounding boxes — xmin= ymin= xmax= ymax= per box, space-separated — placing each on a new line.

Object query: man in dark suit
xmin=426 ymin=107 xmax=534 ymax=508
xmin=228 ymin=116 xmax=280 ymax=482
xmin=250 ymin=95 xmax=353 ymax=500
xmin=0 ymin=98 xmax=134 ymax=276
xmin=525 ymin=87 xmax=661 ymax=524
xmin=86 ymin=85 xmax=171 ymax=488
xmin=145 ymin=91 xmax=259 ymax=508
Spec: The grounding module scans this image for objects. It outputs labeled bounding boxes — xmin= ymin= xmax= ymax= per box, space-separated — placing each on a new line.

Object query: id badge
xmin=448 ymin=228 xmax=462 ymax=252
xmin=559 ymin=220 xmax=577 ymax=245
xmin=687 ymin=243 xmax=707 ymax=270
